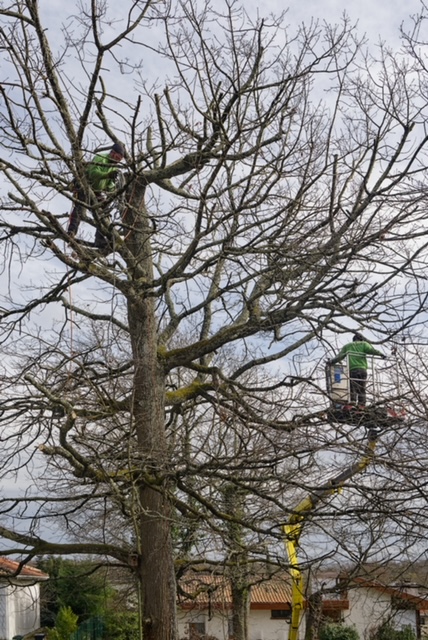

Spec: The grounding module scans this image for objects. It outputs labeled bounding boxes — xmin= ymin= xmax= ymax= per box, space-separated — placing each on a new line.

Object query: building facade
xmin=0 ymin=557 xmax=49 ymax=639
xmin=178 ymin=572 xmax=428 ymax=640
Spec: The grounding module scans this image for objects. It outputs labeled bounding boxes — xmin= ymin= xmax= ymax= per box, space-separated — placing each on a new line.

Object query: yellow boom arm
xmin=283 ymin=434 xmax=377 ymax=640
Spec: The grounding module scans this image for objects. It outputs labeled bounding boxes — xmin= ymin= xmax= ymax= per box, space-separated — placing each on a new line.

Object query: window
xmin=323 ymin=611 xmax=343 ymax=623
xmin=392 ymin=595 xmax=415 ymax=611
xmin=228 ymin=617 xmax=234 ymax=637
xmin=189 ymin=622 xmax=206 ymax=638
xmin=271 ymin=609 xmax=291 ymax=620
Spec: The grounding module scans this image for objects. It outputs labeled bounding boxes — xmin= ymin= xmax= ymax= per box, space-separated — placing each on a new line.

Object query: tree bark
xmin=126 ymin=178 xmax=177 ymax=640
xmin=304 ymin=591 xmax=323 ymax=640
xmin=224 ymin=484 xmax=249 ymax=640
xmin=230 ymin=579 xmax=250 ymax=640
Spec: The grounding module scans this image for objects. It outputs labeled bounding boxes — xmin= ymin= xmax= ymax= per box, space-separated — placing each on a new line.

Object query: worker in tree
xmin=67 ymin=142 xmax=126 ymax=250
xmin=330 ymin=333 xmax=386 ymax=406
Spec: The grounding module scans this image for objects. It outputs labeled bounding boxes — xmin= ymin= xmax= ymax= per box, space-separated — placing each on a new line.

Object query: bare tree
xmin=2 ymin=2 xmax=428 ymax=639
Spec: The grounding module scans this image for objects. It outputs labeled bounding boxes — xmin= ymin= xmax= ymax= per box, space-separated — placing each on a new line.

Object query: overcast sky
xmin=37 ymin=0 xmax=426 ymax=60
xmin=253 ymin=0 xmax=422 ymax=44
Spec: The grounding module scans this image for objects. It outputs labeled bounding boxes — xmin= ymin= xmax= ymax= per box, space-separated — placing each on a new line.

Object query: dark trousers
xmin=350 ymin=368 xmax=367 ymax=405
xmin=67 ymin=187 xmax=109 ymax=248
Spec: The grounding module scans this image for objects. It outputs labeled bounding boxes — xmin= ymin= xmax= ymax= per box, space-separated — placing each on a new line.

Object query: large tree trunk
xmin=126 ymin=179 xmax=177 ymax=640
xmin=224 ymin=484 xmax=249 ymax=640
xmin=230 ymin=579 xmax=250 ymax=640
xmin=304 ymin=591 xmax=323 ymax=640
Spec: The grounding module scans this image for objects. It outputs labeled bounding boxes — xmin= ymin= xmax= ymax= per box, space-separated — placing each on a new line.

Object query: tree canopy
xmin=1 ymin=2 xmax=428 ymax=639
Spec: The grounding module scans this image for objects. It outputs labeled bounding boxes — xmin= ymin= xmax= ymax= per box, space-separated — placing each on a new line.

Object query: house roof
xmin=178 ymin=571 xmax=428 ymax=612
xmin=178 ymin=573 xmax=292 ymax=610
xmin=0 ymin=557 xmax=49 ymax=581
xmin=352 ymin=577 xmax=428 ymax=611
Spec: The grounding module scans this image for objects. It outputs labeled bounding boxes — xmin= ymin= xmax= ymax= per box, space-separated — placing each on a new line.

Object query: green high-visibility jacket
xmin=86 ymin=153 xmax=117 ymax=192
xmin=332 ymin=341 xmax=384 ymax=371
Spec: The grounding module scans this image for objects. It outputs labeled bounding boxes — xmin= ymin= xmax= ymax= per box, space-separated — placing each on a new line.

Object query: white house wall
xmin=345 ymin=587 xmax=417 ymax=639
xmin=249 ymin=610 xmax=295 ymax=640
xmin=6 ymin=583 xmax=40 ymax=639
xmin=0 ymin=586 xmax=9 ymax=639
xmin=178 ymin=609 xmax=299 ymax=640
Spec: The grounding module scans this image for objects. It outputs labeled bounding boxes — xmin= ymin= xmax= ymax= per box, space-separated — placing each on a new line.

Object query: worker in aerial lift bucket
xmin=329 ymin=333 xmax=386 ymax=406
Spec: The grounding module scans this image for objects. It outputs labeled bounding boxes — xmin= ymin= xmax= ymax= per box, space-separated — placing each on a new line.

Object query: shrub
xmin=47 ymin=606 xmax=78 ymax=640
xmin=319 ymin=622 xmax=360 ymax=640
xmin=370 ymin=622 xmax=416 ymax=640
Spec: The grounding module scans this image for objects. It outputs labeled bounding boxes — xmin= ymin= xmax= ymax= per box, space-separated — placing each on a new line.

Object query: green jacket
xmin=86 ymin=153 xmax=117 ymax=192
xmin=332 ymin=341 xmax=384 ymax=371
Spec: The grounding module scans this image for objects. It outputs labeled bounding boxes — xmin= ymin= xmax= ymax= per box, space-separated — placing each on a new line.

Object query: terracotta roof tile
xmin=0 ymin=557 xmax=49 ymax=580
xmin=178 ymin=574 xmax=291 ymax=608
